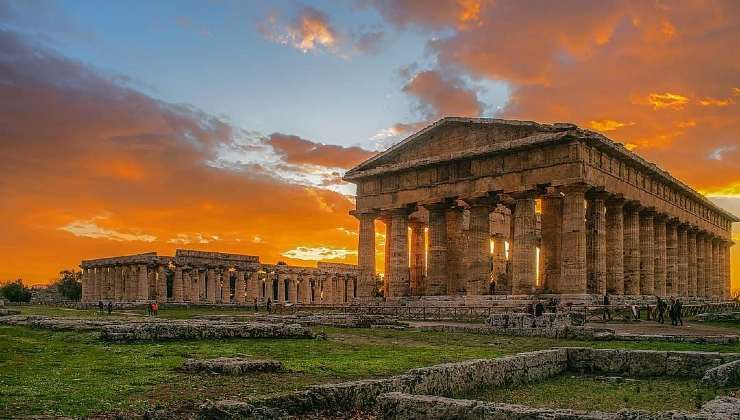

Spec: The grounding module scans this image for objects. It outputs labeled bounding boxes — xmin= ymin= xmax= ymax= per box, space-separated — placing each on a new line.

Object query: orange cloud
xmin=588 ymin=119 xmax=634 ymax=132
xmin=697 ymin=97 xmax=734 ymax=107
xmin=259 ymin=7 xmax=337 ymax=53
xmin=0 ymin=29 xmax=370 ymax=284
xmin=647 ymin=92 xmax=690 ymax=110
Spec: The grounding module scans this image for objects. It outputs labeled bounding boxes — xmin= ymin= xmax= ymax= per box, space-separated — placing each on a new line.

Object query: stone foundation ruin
xmin=200 ymin=347 xmax=740 ymax=419
xmin=181 ymin=358 xmax=283 ymax=375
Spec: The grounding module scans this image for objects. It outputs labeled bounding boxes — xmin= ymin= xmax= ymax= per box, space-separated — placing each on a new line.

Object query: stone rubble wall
xmin=565 ymin=347 xmax=740 ymax=378
xmin=696 ymin=312 xmax=740 ymax=322
xmin=182 ymin=358 xmax=282 ymax=375
xmin=702 ymin=359 xmax=740 ymax=387
xmin=253 ymin=313 xmax=408 ymax=329
xmin=201 ymin=348 xmax=740 ymax=417
xmin=375 ymin=392 xmax=740 ymax=420
xmin=0 ymin=315 xmax=317 ymax=342
xmin=416 ymin=323 xmax=738 ymax=344
xmin=100 ymin=321 xmax=315 ymax=342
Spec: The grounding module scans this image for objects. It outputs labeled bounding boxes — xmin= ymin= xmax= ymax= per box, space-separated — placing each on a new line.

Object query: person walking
xmin=98 ymin=300 xmax=104 ymax=315
xmin=669 ymin=298 xmax=677 ymax=326
xmin=656 ymin=296 xmax=665 ymax=324
xmin=152 ymin=302 xmax=158 ymax=316
xmin=107 ymin=301 xmax=113 ymax=315
xmin=602 ymin=294 xmax=611 ymax=321
xmin=675 ymin=298 xmax=683 ymax=326
xmin=535 ymin=301 xmax=544 ymax=317
xmin=266 ymin=297 xmax=272 ymax=314
xmin=253 ymin=297 xmax=258 ymax=312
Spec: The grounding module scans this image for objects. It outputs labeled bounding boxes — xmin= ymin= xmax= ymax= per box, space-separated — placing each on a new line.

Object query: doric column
xmin=712 ymin=238 xmax=720 ymax=298
xmin=337 ymin=275 xmax=346 ymax=303
xmin=623 ymin=201 xmax=641 ymax=295
xmin=465 ymin=196 xmax=495 ymax=295
xmin=353 ymin=210 xmax=378 ymax=300
xmin=387 ymin=207 xmax=412 ymax=297
xmin=639 ymin=208 xmax=655 ymax=295
xmin=696 ymin=234 xmax=706 ymax=297
xmin=381 ymin=215 xmax=392 ymax=297
xmin=652 ymin=214 xmax=667 ymax=297
xmin=235 ymin=271 xmax=245 ymax=303
xmin=182 ymin=270 xmax=191 ymax=302
xmin=291 ymin=275 xmax=300 ymax=303
xmin=137 ymin=265 xmax=148 ymax=301
xmin=687 ymin=229 xmax=697 ymax=296
xmin=510 ymin=192 xmax=538 ymax=294
xmin=409 ymin=220 xmax=426 ymax=295
xmin=147 ymin=268 xmax=156 ymax=301
xmin=221 ymin=270 xmax=231 ymax=303
xmin=653 ymin=213 xmax=668 ymax=296
xmin=586 ymin=190 xmax=607 ymax=295
xmin=157 ymin=265 xmax=167 ymax=303
xmin=248 ymin=271 xmax=259 ymax=301
xmin=127 ymin=265 xmax=137 ymax=301
xmin=206 ymin=268 xmax=217 ymax=303
xmin=704 ymin=235 xmax=713 ymax=298
xmin=724 ymin=241 xmax=732 ymax=299
xmin=425 ymin=202 xmax=449 ymax=296
xmin=678 ymin=225 xmax=689 ymax=297
xmin=665 ymin=219 xmax=678 ymax=296
xmin=277 ymin=272 xmax=286 ymax=303
xmin=540 ymin=190 xmax=562 ymax=293
xmin=190 ymin=269 xmax=200 ymax=304
xmin=560 ymin=184 xmax=589 ymax=294
xmin=87 ymin=268 xmax=94 ymax=301
xmin=173 ymin=267 xmax=184 ymax=302
xmin=112 ymin=265 xmax=122 ymax=301
xmin=323 ymin=274 xmax=333 ymax=303
xmin=445 ymin=206 xmax=465 ymax=293
xmin=80 ymin=267 xmax=88 ymax=302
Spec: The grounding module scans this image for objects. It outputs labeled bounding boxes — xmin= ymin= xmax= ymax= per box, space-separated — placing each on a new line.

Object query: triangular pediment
xmin=345 ymin=117 xmax=575 ymax=179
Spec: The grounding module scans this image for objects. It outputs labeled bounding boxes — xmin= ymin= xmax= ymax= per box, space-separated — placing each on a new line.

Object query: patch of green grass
xmin=696 ymin=320 xmax=740 ymax=330
xmin=463 ymin=374 xmax=734 ymax=412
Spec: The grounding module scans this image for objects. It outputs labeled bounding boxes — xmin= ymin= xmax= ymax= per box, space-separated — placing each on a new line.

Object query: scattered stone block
xmin=182 ymin=358 xmax=282 ymax=375
xmin=702 ymin=359 xmax=740 ymax=387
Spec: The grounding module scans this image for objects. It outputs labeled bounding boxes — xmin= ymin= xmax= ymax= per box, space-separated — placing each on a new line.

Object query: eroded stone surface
xmin=702 ymin=359 xmax=740 ymax=387
xmin=182 ymin=358 xmax=282 ymax=375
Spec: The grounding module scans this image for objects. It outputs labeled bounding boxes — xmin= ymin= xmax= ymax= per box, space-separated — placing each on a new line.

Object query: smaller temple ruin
xmin=79 ymin=249 xmax=359 ymax=305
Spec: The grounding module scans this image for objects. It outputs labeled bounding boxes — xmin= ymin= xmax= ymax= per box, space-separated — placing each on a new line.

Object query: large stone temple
xmin=344 ymin=117 xmax=737 ymax=301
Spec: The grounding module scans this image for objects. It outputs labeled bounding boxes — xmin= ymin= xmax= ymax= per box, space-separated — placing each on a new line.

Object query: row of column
xmin=82 ymin=265 xmax=358 ymax=304
xmin=354 ymin=183 xmax=733 ymax=299
xmin=82 ymin=264 xmax=160 ymax=303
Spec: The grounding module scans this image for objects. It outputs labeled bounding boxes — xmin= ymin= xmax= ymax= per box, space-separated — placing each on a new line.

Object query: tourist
xmin=656 ymin=296 xmax=666 ymax=324
xmin=107 ymin=301 xmax=113 ymax=315
xmin=669 ymin=298 xmax=677 ymax=326
xmin=267 ymin=297 xmax=272 ymax=314
xmin=253 ymin=297 xmax=258 ymax=312
xmin=147 ymin=302 xmax=152 ymax=316
xmin=152 ymin=302 xmax=158 ymax=316
xmin=675 ymin=298 xmax=683 ymax=326
xmin=98 ymin=300 xmax=104 ymax=315
xmin=534 ymin=301 xmax=544 ymax=317
xmin=489 ymin=281 xmax=496 ymax=295
xmin=602 ymin=294 xmax=611 ymax=321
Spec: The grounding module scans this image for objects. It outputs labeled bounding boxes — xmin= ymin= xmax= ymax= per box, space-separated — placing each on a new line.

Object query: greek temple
xmin=344 ymin=118 xmax=737 ymax=301
xmin=80 ymin=250 xmax=358 ymax=304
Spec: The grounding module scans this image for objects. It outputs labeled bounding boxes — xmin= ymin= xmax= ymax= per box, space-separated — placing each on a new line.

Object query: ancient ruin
xmin=344 ymin=117 xmax=737 ymax=300
xmin=79 ymin=249 xmax=358 ymax=304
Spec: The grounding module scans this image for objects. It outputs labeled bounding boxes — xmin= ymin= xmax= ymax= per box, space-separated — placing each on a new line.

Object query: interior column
xmin=678 ymin=224 xmax=688 ymax=297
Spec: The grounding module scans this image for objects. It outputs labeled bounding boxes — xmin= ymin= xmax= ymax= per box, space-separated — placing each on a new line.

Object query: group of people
xmin=601 ymin=294 xmax=684 ymax=326
xmin=146 ymin=302 xmax=159 ymax=316
xmin=97 ymin=300 xmax=112 ymax=315
xmin=655 ymin=296 xmax=684 ymax=326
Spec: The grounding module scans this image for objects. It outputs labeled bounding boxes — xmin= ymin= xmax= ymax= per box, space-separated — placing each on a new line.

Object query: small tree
xmin=0 ymin=279 xmax=32 ymax=302
xmin=56 ymin=270 xmax=82 ymax=301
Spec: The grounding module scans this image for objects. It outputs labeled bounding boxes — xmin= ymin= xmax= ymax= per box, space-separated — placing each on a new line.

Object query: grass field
xmin=2 ymin=305 xmax=740 ymax=417
xmin=464 ymin=374 xmax=733 ymax=412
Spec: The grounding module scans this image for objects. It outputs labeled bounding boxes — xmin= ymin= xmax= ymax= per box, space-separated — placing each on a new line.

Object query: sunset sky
xmin=1 ymin=0 xmax=738 ymax=288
